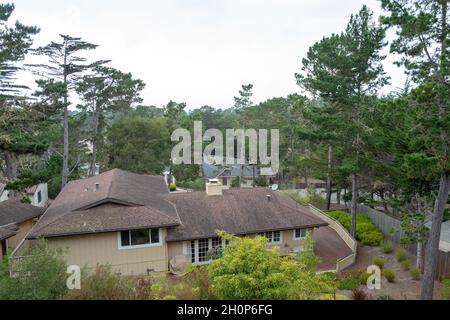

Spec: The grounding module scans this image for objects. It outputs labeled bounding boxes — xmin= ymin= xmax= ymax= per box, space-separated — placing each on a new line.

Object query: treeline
xmin=0 ymin=1 xmax=449 ymax=299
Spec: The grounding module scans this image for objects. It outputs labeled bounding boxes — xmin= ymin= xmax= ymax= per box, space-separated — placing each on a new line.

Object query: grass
xmin=372 ymin=256 xmax=385 ymax=269
xmin=395 ymin=249 xmax=408 ymax=262
xmin=381 ymin=240 xmax=394 ymax=254
xmin=383 ymin=269 xmax=396 ymax=282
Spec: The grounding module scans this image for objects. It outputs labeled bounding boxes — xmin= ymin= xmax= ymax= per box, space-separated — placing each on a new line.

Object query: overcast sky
xmin=12 ymin=0 xmax=406 ymax=110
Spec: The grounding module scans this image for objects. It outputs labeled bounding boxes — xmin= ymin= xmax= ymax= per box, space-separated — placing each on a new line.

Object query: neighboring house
xmin=0 ymin=183 xmax=48 ymax=207
xmin=23 ymin=169 xmax=352 ymax=275
xmin=0 ymin=200 xmax=45 ymax=257
xmin=202 ymin=158 xmax=275 ymax=189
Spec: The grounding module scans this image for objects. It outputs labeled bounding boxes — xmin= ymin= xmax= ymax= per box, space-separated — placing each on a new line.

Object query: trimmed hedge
xmin=327 ymin=211 xmax=384 ymax=246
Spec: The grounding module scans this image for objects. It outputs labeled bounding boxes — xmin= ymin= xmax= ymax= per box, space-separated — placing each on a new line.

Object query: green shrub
xmin=441 ymin=279 xmax=450 ymax=300
xmin=327 ymin=211 xmax=384 ymax=246
xmin=400 ymin=260 xmax=411 ymax=271
xmin=0 ymin=240 xmax=68 ymax=300
xmin=410 ymin=267 xmax=421 ymax=280
xmin=359 ymin=272 xmax=371 ymax=285
xmin=383 ymin=269 xmax=396 ymax=282
xmin=395 ymin=249 xmax=408 ymax=262
xmin=372 ymin=256 xmax=385 ymax=269
xmin=337 ymin=278 xmax=359 ymax=290
xmin=169 ymin=183 xmax=177 ymax=192
xmin=381 ymin=240 xmax=394 ymax=254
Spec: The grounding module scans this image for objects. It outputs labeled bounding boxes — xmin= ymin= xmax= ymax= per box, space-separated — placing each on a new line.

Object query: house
xmin=0 ymin=183 xmax=48 ymax=207
xmin=23 ymin=169 xmax=352 ymax=275
xmin=0 ymin=200 xmax=45 ymax=257
xmin=202 ymin=158 xmax=275 ymax=189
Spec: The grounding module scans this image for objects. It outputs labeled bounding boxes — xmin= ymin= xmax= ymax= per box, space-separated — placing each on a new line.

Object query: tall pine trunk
xmin=89 ymin=102 xmax=99 ymax=177
xmin=420 ymin=173 xmax=450 ymax=300
xmin=325 ymin=145 xmax=333 ymax=210
xmin=61 ymin=98 xmax=69 ymax=189
xmin=3 ymin=150 xmax=17 ymax=180
xmin=350 ymin=173 xmax=358 ymax=238
xmin=61 ymin=59 xmax=69 ymax=189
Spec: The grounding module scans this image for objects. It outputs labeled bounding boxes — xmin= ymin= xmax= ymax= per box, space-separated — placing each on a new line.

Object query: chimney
xmin=266 ymin=195 xmax=271 ymax=202
xmin=95 ymin=183 xmax=100 ymax=191
xmin=206 ymin=179 xmax=223 ymax=196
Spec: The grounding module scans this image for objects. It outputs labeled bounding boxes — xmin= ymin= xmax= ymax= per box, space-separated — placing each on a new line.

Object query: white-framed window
xmin=186 ymin=238 xmax=228 ymax=265
xmin=258 ymin=231 xmax=282 ymax=244
xmin=118 ymin=228 xmax=162 ymax=249
xmin=293 ymin=228 xmax=307 ymax=240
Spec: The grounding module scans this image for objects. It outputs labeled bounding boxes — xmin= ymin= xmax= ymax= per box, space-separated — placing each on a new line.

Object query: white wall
xmin=0 ymin=190 xmax=9 ymax=202
xmin=28 ymin=183 xmax=48 ymax=207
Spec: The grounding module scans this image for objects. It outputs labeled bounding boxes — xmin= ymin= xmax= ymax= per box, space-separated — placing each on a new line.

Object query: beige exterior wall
xmin=8 ymin=219 xmax=35 ymax=249
xmin=167 ymin=228 xmax=314 ymax=263
xmin=45 ymin=227 xmax=314 ymax=276
xmin=48 ymin=229 xmax=169 ymax=276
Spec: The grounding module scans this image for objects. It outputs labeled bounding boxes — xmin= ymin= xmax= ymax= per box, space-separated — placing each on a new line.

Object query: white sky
xmin=12 ymin=0 xmax=406 ymax=110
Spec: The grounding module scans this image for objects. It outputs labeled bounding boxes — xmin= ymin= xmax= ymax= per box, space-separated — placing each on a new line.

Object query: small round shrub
xmin=381 ymin=240 xmax=394 ymax=254
xmin=372 ymin=256 xmax=385 ymax=269
xmin=441 ymin=279 xmax=450 ymax=300
xmin=395 ymin=249 xmax=408 ymax=262
xmin=410 ymin=267 xmax=421 ymax=280
xmin=383 ymin=269 xmax=396 ymax=282
xmin=169 ymin=183 xmax=177 ymax=192
xmin=359 ymin=272 xmax=371 ymax=285
xmin=400 ymin=260 xmax=411 ymax=271
xmin=360 ymin=231 xmax=384 ymax=246
xmin=351 ymin=288 xmax=368 ymax=300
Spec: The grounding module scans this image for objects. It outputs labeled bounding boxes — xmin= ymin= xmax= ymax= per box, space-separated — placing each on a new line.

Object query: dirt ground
xmin=346 ymin=244 xmax=442 ymax=300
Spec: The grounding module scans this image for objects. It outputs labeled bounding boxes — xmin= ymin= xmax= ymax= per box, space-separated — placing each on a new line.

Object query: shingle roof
xmin=0 ymin=199 xmax=45 ymax=227
xmin=0 ymin=227 xmax=16 ymax=241
xmin=27 ymin=169 xmax=327 ymax=241
xmin=28 ymin=169 xmax=179 ymax=239
xmin=164 ymin=188 xmax=327 ymax=242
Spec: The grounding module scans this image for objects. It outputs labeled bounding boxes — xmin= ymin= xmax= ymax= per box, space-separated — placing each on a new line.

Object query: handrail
xmin=307 ymin=204 xmax=357 ymax=272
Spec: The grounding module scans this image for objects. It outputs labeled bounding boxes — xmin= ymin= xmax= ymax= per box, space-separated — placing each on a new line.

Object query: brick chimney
xmin=206 ymin=179 xmax=223 ymax=196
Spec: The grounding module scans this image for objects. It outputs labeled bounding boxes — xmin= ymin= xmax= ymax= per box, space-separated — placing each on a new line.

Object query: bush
xmin=441 ymin=279 xmax=450 ymax=300
xmin=327 ymin=211 xmax=384 ymax=246
xmin=383 ymin=269 xmax=396 ymax=282
xmin=337 ymin=277 xmax=360 ymax=290
xmin=66 ymin=265 xmax=151 ymax=300
xmin=400 ymin=260 xmax=411 ymax=271
xmin=372 ymin=256 xmax=385 ymax=269
xmin=351 ymin=288 xmax=368 ymax=300
xmin=395 ymin=249 xmax=408 ymax=262
xmin=381 ymin=240 xmax=394 ymax=254
xmin=410 ymin=267 xmax=421 ymax=280
xmin=0 ymin=240 xmax=68 ymax=300
xmin=359 ymin=272 xmax=371 ymax=285
xmin=169 ymin=183 xmax=177 ymax=192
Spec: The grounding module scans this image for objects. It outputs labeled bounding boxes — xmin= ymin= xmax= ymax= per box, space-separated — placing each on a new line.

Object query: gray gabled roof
xmin=0 ymin=227 xmax=16 ymax=241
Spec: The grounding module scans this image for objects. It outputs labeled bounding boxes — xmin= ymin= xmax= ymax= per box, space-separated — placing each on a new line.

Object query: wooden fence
xmin=358 ymin=204 xmax=450 ymax=280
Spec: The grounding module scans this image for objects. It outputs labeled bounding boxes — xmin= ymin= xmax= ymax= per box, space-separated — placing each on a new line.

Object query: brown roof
xmin=28 ymin=169 xmax=327 ymax=241
xmin=0 ymin=199 xmax=45 ymax=227
xmin=164 ymin=188 xmax=327 ymax=242
xmin=28 ymin=169 xmax=179 ymax=239
xmin=0 ymin=226 xmax=16 ymax=241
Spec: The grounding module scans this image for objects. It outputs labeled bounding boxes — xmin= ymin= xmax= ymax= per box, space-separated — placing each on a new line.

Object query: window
xmin=188 ymin=238 xmax=226 ymax=265
xmin=198 ymin=239 xmax=209 ymax=263
xmin=258 ymin=231 xmax=281 ymax=244
xmin=190 ymin=240 xmax=196 ymax=263
xmin=222 ymin=178 xmax=228 ymax=186
xmin=294 ymin=228 xmax=307 ymax=240
xmin=37 ymin=190 xmax=42 ymax=204
xmin=119 ymin=228 xmax=161 ymax=249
